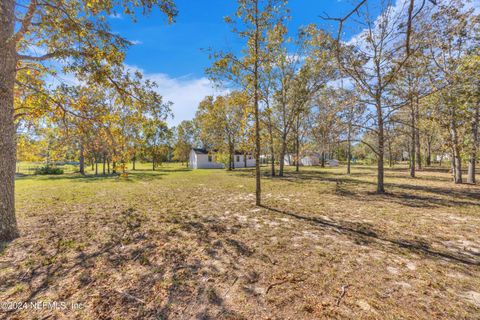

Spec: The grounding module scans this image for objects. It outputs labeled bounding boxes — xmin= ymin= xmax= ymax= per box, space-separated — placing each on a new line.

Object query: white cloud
xmin=109 ymin=13 xmax=123 ymax=19
xmin=126 ymin=65 xmax=228 ymax=126
xmin=129 ymin=40 xmax=143 ymax=45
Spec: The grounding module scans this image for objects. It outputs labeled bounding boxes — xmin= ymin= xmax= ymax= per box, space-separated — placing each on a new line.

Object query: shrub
xmin=34 ymin=166 xmax=64 ymax=175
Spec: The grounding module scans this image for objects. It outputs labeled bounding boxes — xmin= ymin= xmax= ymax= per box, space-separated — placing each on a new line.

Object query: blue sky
xmin=107 ymin=0 xmax=383 ymax=125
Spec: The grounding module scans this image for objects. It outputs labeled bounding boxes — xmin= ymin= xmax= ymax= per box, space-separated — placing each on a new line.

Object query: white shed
xmin=189 ymin=149 xmax=256 ymax=169
xmin=189 ymin=149 xmax=224 ymax=169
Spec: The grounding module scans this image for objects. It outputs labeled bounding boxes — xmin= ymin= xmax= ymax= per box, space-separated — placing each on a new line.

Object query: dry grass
xmin=1 ymin=163 xmax=479 ymax=319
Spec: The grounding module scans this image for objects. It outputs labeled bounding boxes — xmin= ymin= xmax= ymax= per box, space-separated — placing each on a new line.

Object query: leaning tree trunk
xmin=467 ymin=101 xmax=479 ymax=184
xmin=0 ymin=0 xmax=20 ymax=241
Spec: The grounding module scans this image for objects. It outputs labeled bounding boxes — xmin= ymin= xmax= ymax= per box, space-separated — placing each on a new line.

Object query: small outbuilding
xmin=189 ymin=149 xmax=256 ymax=169
xmin=189 ymin=149 xmax=224 ymax=169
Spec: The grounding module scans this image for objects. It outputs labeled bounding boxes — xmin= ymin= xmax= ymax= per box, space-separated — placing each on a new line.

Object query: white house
xmin=189 ymin=148 xmax=255 ymax=169
xmin=189 ymin=149 xmax=224 ymax=169
xmin=231 ymin=151 xmax=256 ymax=168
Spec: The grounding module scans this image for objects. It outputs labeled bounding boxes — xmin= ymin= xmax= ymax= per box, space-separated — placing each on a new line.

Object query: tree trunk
xmin=95 ymin=156 xmax=98 ymax=175
xmin=279 ymin=134 xmax=287 ymax=177
xmin=232 ymin=143 xmax=235 ymax=170
xmin=450 ymin=111 xmax=462 ymax=184
xmin=79 ymin=143 xmax=85 ymax=175
xmin=244 ymin=152 xmax=247 ymax=168
xmin=467 ymin=101 xmax=479 ymax=184
xmin=387 ymin=139 xmax=393 ymax=168
xmin=268 ymin=125 xmax=275 ymax=176
xmin=132 ymin=155 xmax=136 ymax=171
xmin=376 ymin=97 xmax=385 ymax=193
xmin=450 ymin=114 xmax=462 ymax=183
xmin=295 ymin=116 xmax=300 ymax=173
xmin=254 ymin=0 xmax=261 ymax=206
xmin=228 ymin=142 xmax=233 ymax=171
xmin=0 ymin=0 xmax=20 ymax=241
xmin=426 ymin=139 xmax=432 ymax=166
xmin=410 ymin=104 xmax=416 ymax=178
xmin=107 ymin=158 xmax=111 ymax=175
xmin=347 ymin=122 xmax=352 ymax=174
xmin=415 ymin=96 xmax=422 ymax=170
xmin=102 ymin=154 xmax=106 ymax=175
xmin=321 ymin=151 xmax=325 ymax=168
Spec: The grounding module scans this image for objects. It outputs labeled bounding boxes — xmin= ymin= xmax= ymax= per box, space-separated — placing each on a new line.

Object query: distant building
xmin=189 ymin=148 xmax=255 ymax=169
xmin=327 ymin=159 xmax=339 ymax=167
xmin=284 ymin=153 xmax=322 ymax=166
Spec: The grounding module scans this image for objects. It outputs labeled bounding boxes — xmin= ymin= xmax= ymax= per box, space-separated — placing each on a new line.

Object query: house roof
xmin=192 ymin=148 xmax=209 ymax=155
xmin=192 ymin=148 xmax=252 ymax=156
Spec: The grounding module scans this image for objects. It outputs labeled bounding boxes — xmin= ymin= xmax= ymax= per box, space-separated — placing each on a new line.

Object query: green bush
xmin=34 ymin=166 xmax=64 ymax=175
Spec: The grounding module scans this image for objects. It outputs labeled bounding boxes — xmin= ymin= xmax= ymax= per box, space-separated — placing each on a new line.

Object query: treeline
xmin=197 ymin=0 xmax=479 ymax=203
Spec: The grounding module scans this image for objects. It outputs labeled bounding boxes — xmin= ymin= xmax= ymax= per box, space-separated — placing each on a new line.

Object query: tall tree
xmin=208 ymin=0 xmax=286 ymax=205
xmin=0 ymin=0 xmax=177 ymax=241
xmin=425 ymin=0 xmax=477 ymax=183
xmin=173 ymin=120 xmax=197 ymax=166
xmin=325 ymin=1 xmax=424 ymax=192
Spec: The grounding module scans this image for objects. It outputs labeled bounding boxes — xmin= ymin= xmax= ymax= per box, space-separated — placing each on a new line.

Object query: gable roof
xmin=192 ymin=148 xmax=253 ymax=156
xmin=192 ymin=148 xmax=209 ymax=155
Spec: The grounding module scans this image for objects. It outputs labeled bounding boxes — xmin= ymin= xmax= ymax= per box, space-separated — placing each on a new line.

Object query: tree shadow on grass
xmin=236 ymin=168 xmax=480 ymax=208
xmin=14 ymin=171 xmax=172 ymax=183
xmin=260 ymin=205 xmax=480 ymax=266
xmin=1 ymin=208 xmax=245 ymax=319
xmin=0 ymin=242 xmax=7 ymax=256
xmin=131 ymin=166 xmax=191 ymax=173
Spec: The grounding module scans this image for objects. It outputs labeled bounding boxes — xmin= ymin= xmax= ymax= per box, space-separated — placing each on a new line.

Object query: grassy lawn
xmin=1 ymin=163 xmax=479 ymax=319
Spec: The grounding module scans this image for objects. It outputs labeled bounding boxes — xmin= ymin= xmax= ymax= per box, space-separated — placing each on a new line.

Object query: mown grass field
xmin=1 ymin=163 xmax=479 ymax=319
